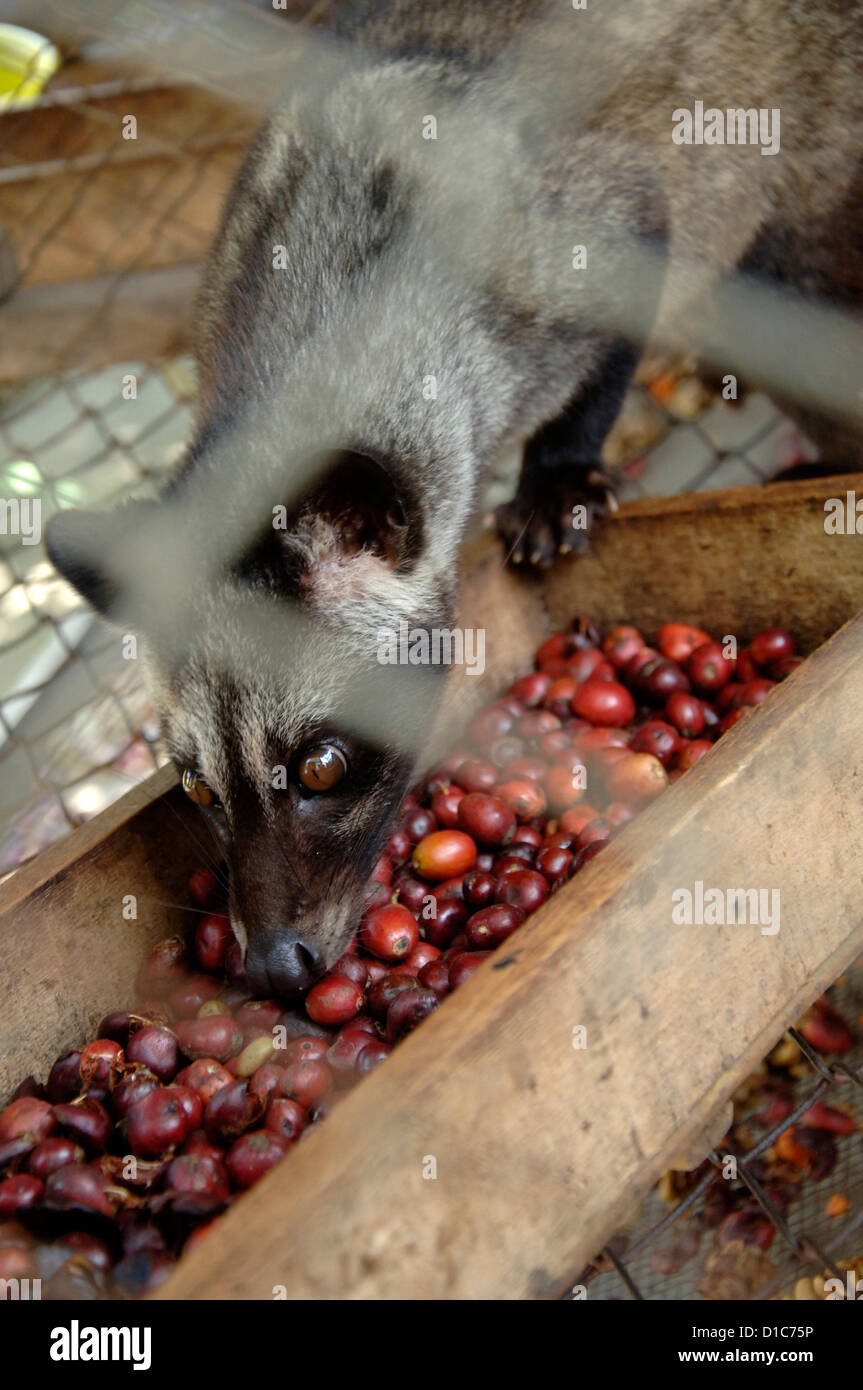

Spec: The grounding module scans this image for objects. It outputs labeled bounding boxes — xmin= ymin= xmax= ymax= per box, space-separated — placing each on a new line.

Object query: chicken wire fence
xmin=570 ymin=982 xmax=863 ymax=1302
xmin=0 ymin=3 xmax=853 ymax=1302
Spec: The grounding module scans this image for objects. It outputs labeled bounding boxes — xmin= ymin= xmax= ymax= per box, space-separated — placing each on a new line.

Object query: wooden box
xmin=2 ymin=475 xmax=863 ymax=1300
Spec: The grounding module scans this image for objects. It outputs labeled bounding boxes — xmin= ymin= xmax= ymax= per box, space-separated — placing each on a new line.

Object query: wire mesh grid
xmin=0 ymin=26 xmax=262 ymax=872
xmin=0 ymin=5 xmax=857 ymax=1301
xmin=571 ymin=964 xmax=863 ymax=1301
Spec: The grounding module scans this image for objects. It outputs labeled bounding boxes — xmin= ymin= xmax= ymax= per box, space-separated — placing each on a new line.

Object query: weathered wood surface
xmin=0 ymin=265 xmax=201 ymax=381
xmin=0 ymin=765 xmax=199 ymax=1095
xmin=542 ymin=476 xmax=863 ymax=652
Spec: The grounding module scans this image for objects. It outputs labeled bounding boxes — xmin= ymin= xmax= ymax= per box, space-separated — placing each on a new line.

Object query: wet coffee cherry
xmin=401 ymin=806 xmax=437 ymax=844
xmin=27 ymin=1136 xmax=85 ymax=1179
xmin=465 ymin=904 xmax=525 ymax=949
xmin=637 ymin=658 xmax=690 ymax=703
xmin=0 ymin=1097 xmax=56 ymax=1151
xmin=175 ymin=1016 xmax=244 ymax=1063
xmin=360 ymin=903 xmax=420 ymax=961
xmin=174 ymin=1057 xmax=233 ymax=1105
xmin=544 ymin=764 xmax=587 ymax=811
xmin=457 ymin=793 xmax=516 ymax=847
xmin=188 ymin=868 xmax=224 ymax=909
xmin=279 ymin=1061 xmax=333 ymax=1109
xmin=687 ymin=641 xmax=734 ymax=693
xmin=430 ymin=787 xmax=464 ymax=828
xmin=226 ymin=1131 xmax=288 ymax=1190
xmin=495 ymin=779 xmax=547 ymax=819
xmin=265 ymin=1097 xmax=309 ymax=1143
xmin=53 ymin=1097 xmax=112 ymax=1154
xmin=0 ymin=1174 xmax=43 ymax=1215
xmin=454 ymin=758 xmax=499 ymax=792
xmin=127 ymin=1087 xmax=196 ymax=1158
xmin=423 ymin=897 xmax=468 ymax=950
xmin=127 ymin=1026 xmax=179 ymax=1082
xmin=767 ymin=654 xmax=803 ymax=680
xmin=677 ymin=738 xmax=713 ymax=770
xmin=605 ymin=752 xmax=669 ymax=803
xmin=630 ymin=720 xmax=680 ymax=767
xmin=248 ymin=1063 xmax=284 ymax=1105
xmin=658 ymin=622 xmax=711 ymax=663
xmin=494 ymin=869 xmax=549 ymax=914
xmin=603 ymin=624 xmax=645 ymax=670
xmin=572 ymin=678 xmax=635 ymax=726
xmin=356 ymin=1041 xmax=393 ymax=1074
xmin=509 ymin=671 xmax=551 ymax=706
xmin=405 ymin=942 xmax=441 ymax=970
xmin=393 ymin=872 xmax=430 ymax=913
xmin=385 ymin=987 xmax=439 ymax=1042
xmin=536 ymin=845 xmax=573 ymax=880
xmin=665 ymin=691 xmax=705 ymax=737
xmin=468 ymin=704 xmax=516 ymax=745
xmin=79 ymin=1039 xmax=124 ymax=1091
xmin=749 ymin=627 xmax=795 ymax=667
xmin=305 ymin=975 xmax=363 ymax=1026
xmin=282 ymin=1035 xmax=329 ymax=1066
xmin=736 ymin=678 xmax=776 ymax=707
xmin=43 ymin=1165 xmax=115 ymax=1218
xmin=448 ymin=953 xmax=487 ymax=990
xmin=417 ymin=958 xmax=451 ymax=998
xmin=194 ymin=913 xmax=234 ymax=973
xmin=463 ymin=869 xmax=498 ymax=909
xmin=412 ymin=830 xmax=477 ymax=881
xmin=559 ymin=804 xmax=601 ymax=835
xmin=385 ymin=827 xmax=412 ymax=861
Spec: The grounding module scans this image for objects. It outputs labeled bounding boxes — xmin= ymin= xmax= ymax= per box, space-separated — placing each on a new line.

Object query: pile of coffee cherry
xmin=2 ymin=615 xmax=836 ymax=1298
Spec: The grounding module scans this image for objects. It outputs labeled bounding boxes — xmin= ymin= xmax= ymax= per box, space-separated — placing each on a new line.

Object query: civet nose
xmin=244 ymin=931 xmax=322 ymax=1000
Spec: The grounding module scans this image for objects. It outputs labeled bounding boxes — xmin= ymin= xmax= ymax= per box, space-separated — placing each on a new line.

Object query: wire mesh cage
xmin=573 ymin=1001 xmax=863 ymax=1302
xmin=0 ymin=8 xmax=262 ymax=872
xmin=0 ymin=0 xmax=859 ymax=1303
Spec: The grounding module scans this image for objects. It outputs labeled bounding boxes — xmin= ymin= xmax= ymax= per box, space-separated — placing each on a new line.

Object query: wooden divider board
xmin=0 ymin=767 xmax=201 ymax=1093
xmin=540 ymin=476 xmax=863 ymax=651
xmin=1 ymin=475 xmax=861 ymax=1298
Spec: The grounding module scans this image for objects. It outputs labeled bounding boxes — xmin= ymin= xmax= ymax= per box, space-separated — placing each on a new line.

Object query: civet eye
xmin=297 ymin=744 xmax=348 ymax=792
xmin=182 ymin=769 xmax=214 ymax=806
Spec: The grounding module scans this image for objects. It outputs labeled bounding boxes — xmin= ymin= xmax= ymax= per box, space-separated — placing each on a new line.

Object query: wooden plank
xmin=0 ymin=264 xmax=200 ymax=380
xmin=0 ymin=765 xmax=205 ymax=1094
xmin=153 ymin=605 xmax=863 ymax=1299
xmin=0 ymin=56 xmax=252 ymax=289
xmin=541 ymin=475 xmax=863 ymax=653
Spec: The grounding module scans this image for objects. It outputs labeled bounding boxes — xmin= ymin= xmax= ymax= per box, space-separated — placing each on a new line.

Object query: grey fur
xmin=46 ymin=0 xmax=863 ymax=985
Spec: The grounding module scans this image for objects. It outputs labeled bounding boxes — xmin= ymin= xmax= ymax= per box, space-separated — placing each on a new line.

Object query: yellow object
xmin=0 ymin=23 xmax=60 ymax=111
